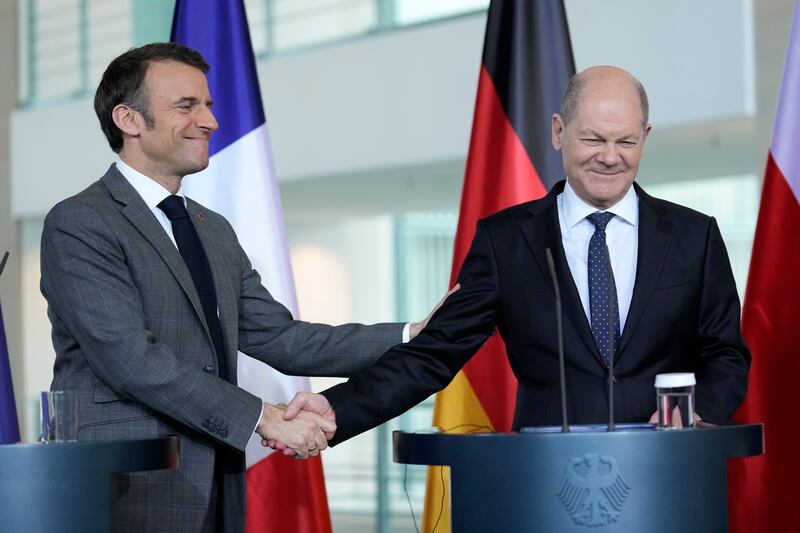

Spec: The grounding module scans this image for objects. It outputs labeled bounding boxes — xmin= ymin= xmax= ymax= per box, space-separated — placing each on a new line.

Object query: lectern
xmin=0 ymin=437 xmax=179 ymax=532
xmin=394 ymin=425 xmax=762 ymax=532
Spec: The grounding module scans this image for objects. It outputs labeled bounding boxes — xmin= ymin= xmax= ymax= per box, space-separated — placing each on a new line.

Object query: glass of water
xmin=655 ymin=373 xmax=695 ymax=430
xmin=40 ymin=390 xmax=79 ymax=442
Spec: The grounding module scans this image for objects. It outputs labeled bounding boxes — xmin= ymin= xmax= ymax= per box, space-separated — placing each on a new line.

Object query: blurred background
xmin=0 ymin=0 xmax=793 ymax=530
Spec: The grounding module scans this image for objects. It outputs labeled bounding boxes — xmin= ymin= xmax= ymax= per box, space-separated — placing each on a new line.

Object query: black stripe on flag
xmin=482 ymin=0 xmax=576 ymax=189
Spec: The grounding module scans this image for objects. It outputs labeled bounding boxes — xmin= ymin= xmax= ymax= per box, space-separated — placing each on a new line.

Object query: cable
xmin=401 ymin=424 xmax=494 ymax=533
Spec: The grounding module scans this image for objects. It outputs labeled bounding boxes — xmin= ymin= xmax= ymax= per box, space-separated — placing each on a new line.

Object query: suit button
xmin=203 ymin=366 xmax=215 ymax=374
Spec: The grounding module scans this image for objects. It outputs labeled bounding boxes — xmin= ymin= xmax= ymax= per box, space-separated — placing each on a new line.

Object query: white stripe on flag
xmin=183 ymin=123 xmax=307 ymax=467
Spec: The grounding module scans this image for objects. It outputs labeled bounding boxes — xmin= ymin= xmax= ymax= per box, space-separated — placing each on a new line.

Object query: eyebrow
xmin=173 ymin=96 xmax=214 ymax=107
xmin=580 ymin=128 xmax=640 ymax=141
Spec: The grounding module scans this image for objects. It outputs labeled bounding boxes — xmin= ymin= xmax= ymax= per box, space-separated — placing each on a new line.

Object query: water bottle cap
xmin=654 ymin=372 xmax=696 ymax=388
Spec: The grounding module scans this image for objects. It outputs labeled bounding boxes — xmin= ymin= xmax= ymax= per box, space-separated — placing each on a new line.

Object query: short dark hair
xmin=94 ymin=42 xmax=209 ymax=153
xmin=559 ymin=71 xmax=649 ymax=127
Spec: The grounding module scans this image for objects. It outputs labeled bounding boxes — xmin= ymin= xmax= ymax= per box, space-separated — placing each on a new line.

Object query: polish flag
xmin=728 ymin=3 xmax=800 ymax=531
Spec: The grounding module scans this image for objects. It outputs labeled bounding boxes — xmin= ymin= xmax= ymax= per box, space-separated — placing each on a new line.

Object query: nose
xmin=198 ymin=106 xmax=219 ymax=133
xmin=596 ymin=142 xmax=620 ymax=166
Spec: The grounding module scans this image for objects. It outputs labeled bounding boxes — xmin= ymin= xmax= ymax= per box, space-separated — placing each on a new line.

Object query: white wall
xmin=567 ymin=0 xmax=756 ymax=124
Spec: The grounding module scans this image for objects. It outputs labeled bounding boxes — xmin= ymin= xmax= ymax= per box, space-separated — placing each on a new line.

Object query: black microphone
xmin=545 ymin=248 xmax=569 ymax=433
xmin=0 ymin=252 xmax=8 ymax=278
xmin=603 ymin=244 xmax=618 ymax=432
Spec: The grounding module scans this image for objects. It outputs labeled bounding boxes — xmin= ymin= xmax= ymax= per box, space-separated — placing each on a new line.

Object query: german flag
xmin=422 ymin=1 xmax=574 ymax=530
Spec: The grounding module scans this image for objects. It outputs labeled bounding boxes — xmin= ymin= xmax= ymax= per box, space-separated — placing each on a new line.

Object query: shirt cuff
xmin=402 ymin=323 xmax=411 ymax=343
xmin=252 ymin=403 xmax=263 ymax=436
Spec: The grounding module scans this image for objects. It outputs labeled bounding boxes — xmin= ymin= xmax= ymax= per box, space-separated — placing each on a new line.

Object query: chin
xmin=181 ymin=162 xmax=210 ymax=177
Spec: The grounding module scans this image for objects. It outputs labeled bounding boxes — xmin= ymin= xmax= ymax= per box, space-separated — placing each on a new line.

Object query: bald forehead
xmin=579 ymin=66 xmax=638 ymax=88
xmin=560 ymin=66 xmax=649 ymax=126
xmin=579 ymin=72 xmax=640 ymax=108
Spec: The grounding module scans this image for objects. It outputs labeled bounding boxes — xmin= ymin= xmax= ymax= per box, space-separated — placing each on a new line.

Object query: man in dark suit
xmin=40 ymin=43 xmax=447 ymax=532
xmin=281 ymin=65 xmax=750 ymax=447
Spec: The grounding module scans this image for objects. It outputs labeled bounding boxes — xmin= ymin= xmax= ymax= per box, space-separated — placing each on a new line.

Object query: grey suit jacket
xmin=41 ymin=165 xmax=403 ymax=533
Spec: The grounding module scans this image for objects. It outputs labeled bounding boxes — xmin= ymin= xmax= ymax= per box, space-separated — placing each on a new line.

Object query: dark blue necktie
xmin=158 ymin=195 xmax=229 ymax=381
xmin=587 ymin=212 xmax=619 ymax=366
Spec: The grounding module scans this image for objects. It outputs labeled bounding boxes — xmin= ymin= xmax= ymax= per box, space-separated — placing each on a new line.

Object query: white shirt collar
xmin=561 ymin=178 xmax=639 ymax=229
xmin=115 ymin=158 xmax=186 ymax=209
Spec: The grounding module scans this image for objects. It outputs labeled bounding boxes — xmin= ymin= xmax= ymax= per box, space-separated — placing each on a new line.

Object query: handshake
xmin=255 ymin=392 xmax=335 ymax=459
xmin=252 ymin=284 xmax=460 ymax=458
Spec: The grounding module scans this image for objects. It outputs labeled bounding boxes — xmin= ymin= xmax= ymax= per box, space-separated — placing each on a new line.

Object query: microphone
xmin=0 ymin=252 xmax=8 ymax=278
xmin=545 ymin=248 xmax=569 ymax=433
xmin=603 ymin=244 xmax=618 ymax=432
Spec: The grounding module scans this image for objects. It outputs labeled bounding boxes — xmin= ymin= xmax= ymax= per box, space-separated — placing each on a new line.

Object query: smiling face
xmin=552 ymin=68 xmax=651 ymax=210
xmin=116 ymin=60 xmax=218 ymax=190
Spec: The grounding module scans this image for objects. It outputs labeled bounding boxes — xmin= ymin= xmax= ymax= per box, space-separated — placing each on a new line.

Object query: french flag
xmin=171 ymin=2 xmax=332 ymax=532
xmin=729 ymin=2 xmax=800 ymax=532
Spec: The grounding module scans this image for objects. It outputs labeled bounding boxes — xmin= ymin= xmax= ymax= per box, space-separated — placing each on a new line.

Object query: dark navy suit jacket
xmin=324 ymin=180 xmax=750 ymax=443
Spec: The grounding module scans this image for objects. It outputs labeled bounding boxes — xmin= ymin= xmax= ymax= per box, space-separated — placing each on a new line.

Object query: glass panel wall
xmin=19 ymin=0 xmax=489 ymax=105
xmin=22 ymin=0 xmax=133 ymax=103
xmin=394 ymin=0 xmax=489 ymax=26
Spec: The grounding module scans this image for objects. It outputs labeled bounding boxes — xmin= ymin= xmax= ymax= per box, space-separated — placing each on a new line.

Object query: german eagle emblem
xmin=556 ymin=453 xmax=630 ymax=527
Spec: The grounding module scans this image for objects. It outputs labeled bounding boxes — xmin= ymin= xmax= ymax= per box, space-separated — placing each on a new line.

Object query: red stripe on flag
xmin=246 ymin=453 xmax=332 ymax=533
xmin=452 ymin=65 xmax=548 ymax=431
xmin=728 ymin=154 xmax=800 ymax=533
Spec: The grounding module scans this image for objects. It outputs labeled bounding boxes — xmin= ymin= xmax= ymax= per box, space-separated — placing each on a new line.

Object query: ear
xmin=111 ymin=104 xmax=143 ymax=139
xmin=551 ymin=113 xmax=565 ymax=150
xmin=642 ymin=122 xmax=652 ymax=141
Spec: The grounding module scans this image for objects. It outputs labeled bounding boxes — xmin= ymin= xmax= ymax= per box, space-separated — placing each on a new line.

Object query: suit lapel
xmin=520 ymin=184 xmax=605 ymax=367
xmin=187 ymin=199 xmax=239 ymax=377
xmin=617 ymin=184 xmax=675 ymax=354
xmin=100 ymin=165 xmax=214 ymax=347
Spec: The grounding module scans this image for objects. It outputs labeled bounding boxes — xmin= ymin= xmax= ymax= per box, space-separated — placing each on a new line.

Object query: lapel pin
xmin=197 ymin=212 xmax=205 ymax=221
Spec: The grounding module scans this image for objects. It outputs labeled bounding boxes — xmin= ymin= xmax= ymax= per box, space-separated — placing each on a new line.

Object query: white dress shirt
xmin=557 ymin=180 xmax=639 ymax=332
xmin=116 ymin=159 xmax=186 ymax=247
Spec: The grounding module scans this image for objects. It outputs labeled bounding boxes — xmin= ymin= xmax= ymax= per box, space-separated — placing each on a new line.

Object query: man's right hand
xmin=284 ymin=392 xmax=336 ymax=433
xmin=255 ymin=402 xmax=335 ymax=459
xmin=263 ymin=392 xmax=337 ymax=456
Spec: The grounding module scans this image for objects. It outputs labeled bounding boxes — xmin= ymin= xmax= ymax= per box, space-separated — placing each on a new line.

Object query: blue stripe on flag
xmin=0 ymin=302 xmax=20 ymax=444
xmin=171 ymin=0 xmax=266 ymax=157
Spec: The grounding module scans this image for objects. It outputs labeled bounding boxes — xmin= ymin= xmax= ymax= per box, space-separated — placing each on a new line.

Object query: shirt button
xmin=203 ymin=366 xmax=215 ymax=374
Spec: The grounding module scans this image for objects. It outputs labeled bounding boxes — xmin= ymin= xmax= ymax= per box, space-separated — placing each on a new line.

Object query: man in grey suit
xmin=40 ymin=43 xmax=444 ymax=532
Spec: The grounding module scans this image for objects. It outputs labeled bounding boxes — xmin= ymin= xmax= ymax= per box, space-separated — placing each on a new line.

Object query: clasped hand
xmin=256 ymin=393 xmax=336 ymax=459
xmin=256 ymin=284 xmax=459 ymax=458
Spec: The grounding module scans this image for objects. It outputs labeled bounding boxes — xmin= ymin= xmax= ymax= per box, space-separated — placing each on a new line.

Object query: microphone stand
xmin=603 ymin=244 xmax=618 ymax=432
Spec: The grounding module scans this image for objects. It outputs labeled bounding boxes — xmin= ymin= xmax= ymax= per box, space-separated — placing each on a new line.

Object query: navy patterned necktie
xmin=158 ymin=195 xmax=229 ymax=381
xmin=587 ymin=211 xmax=620 ymax=366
